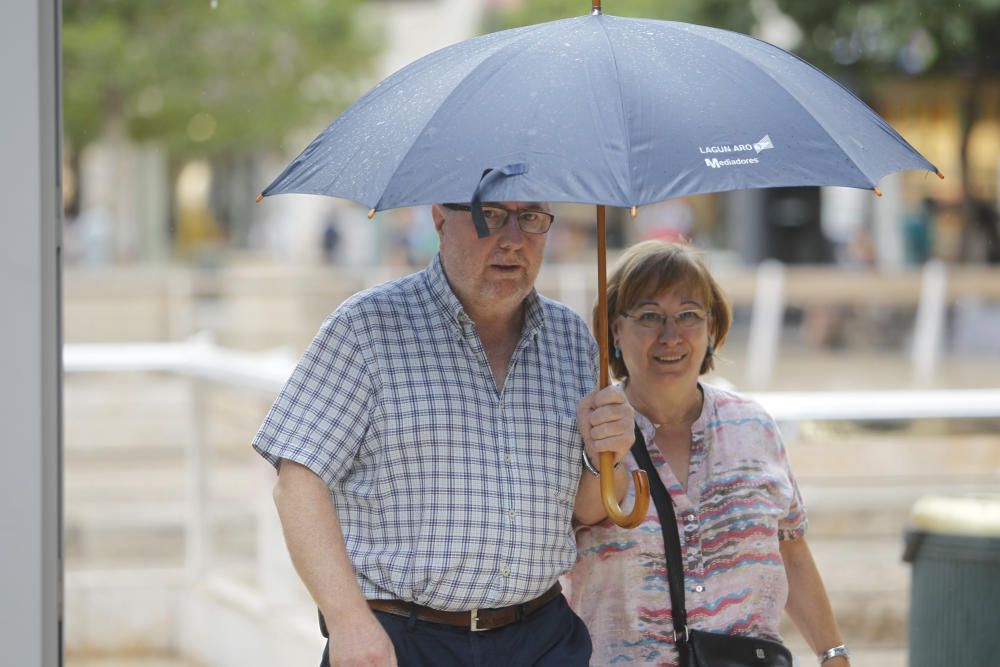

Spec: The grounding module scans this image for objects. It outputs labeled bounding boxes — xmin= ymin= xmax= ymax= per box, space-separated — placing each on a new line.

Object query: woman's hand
xmin=573 ymin=385 xmax=637 ymax=525
xmin=577 ymin=384 xmax=635 ymax=465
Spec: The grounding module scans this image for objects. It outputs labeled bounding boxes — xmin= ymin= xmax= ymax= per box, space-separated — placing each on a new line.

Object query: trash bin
xmin=903 ymin=495 xmax=1000 ymax=667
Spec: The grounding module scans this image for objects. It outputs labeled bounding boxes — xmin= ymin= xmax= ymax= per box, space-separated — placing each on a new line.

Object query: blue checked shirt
xmin=253 ymin=255 xmax=599 ymax=611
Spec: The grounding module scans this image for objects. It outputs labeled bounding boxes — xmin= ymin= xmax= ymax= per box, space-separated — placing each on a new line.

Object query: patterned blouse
xmin=566 ymin=382 xmax=807 ymax=666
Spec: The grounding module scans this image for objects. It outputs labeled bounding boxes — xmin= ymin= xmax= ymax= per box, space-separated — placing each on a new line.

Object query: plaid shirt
xmin=253 ymin=255 xmax=599 ymax=611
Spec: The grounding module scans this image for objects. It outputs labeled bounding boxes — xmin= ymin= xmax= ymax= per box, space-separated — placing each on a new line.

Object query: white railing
xmin=63 ymin=338 xmax=1000 ymax=421
xmin=64 ymin=338 xmax=1000 ymax=575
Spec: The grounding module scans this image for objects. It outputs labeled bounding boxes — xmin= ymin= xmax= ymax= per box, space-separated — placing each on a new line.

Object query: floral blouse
xmin=566 ymin=383 xmax=807 ymax=666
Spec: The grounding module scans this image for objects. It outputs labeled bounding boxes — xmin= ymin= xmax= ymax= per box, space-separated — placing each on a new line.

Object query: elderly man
xmin=253 ymin=201 xmax=635 ymax=667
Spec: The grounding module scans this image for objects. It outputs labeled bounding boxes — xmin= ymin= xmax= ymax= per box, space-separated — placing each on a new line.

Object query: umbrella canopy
xmin=261 ymin=12 xmax=938 ymax=211
xmin=259 ymin=8 xmax=938 ymax=528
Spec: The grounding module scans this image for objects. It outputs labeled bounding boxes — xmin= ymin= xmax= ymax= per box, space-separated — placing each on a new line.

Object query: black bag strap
xmin=631 ymin=426 xmax=690 ymax=645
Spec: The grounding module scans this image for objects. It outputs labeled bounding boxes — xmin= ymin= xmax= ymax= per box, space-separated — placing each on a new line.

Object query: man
xmin=253 ymin=201 xmax=636 ymax=666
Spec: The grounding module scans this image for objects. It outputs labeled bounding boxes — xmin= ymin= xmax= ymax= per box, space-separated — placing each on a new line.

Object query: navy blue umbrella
xmin=260 ymin=8 xmax=937 ymax=214
xmin=259 ymin=3 xmax=938 ymax=526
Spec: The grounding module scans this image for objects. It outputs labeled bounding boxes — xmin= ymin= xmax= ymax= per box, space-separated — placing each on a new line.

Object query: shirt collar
xmin=633 ymin=381 xmax=709 ymax=445
xmin=424 ymin=253 xmax=546 ymax=338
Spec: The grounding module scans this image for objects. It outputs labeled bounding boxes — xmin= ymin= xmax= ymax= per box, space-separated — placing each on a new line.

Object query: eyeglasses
xmin=442 ymin=203 xmax=555 ymax=235
xmin=621 ymin=308 xmax=708 ymax=331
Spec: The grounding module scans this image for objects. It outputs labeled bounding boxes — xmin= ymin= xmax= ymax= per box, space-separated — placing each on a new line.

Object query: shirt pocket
xmin=519 ymin=411 xmax=582 ymax=513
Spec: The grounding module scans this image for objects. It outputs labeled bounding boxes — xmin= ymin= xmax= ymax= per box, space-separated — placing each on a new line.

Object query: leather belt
xmin=368 ymin=582 xmax=562 ymax=632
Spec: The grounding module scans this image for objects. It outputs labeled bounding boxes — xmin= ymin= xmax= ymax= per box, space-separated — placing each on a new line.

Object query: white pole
xmin=557 ymin=264 xmax=591 ymax=320
xmin=745 ymin=260 xmax=785 ymax=389
xmin=912 ymin=259 xmax=948 ymax=386
xmin=0 ymin=1 xmax=61 ymax=664
xmin=186 ymin=379 xmax=211 ymax=574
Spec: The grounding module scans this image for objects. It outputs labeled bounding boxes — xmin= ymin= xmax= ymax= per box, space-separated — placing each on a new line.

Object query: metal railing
xmin=64 ymin=339 xmax=1000 ymax=576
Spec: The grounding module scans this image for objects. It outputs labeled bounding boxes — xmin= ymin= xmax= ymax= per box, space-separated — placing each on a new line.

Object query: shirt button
xmin=500 ymin=567 xmax=510 ymax=577
xmin=685 ymin=514 xmax=697 ymax=523
xmin=508 ymin=510 xmax=517 ymax=519
xmin=503 ymin=454 xmax=511 ymax=463
xmin=694 ymin=584 xmax=704 ymax=593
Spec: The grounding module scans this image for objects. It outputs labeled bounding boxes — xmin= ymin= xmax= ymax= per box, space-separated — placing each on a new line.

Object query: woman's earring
xmin=613 ymin=345 xmax=621 ymax=359
xmin=707 ymin=343 xmax=715 ymax=356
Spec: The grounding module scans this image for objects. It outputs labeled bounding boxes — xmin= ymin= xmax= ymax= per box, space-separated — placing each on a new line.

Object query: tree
xmin=63 ymin=0 xmax=380 ymax=157
xmin=63 ymin=0 xmax=381 ymax=251
xmin=771 ymin=0 xmax=1000 ymax=260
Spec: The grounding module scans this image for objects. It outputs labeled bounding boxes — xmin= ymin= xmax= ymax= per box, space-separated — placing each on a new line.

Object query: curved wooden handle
xmin=594 ymin=204 xmax=651 ymax=528
xmin=599 ymin=451 xmax=650 ymax=529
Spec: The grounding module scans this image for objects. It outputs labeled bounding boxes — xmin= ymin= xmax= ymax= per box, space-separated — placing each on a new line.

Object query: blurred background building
xmin=58 ymin=0 xmax=1000 ymax=666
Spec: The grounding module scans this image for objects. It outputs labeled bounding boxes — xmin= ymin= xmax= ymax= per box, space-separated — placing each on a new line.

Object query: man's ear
xmin=431 ymin=204 xmax=447 ymax=233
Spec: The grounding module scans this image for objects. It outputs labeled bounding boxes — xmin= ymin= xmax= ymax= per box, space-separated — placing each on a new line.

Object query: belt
xmin=367 ymin=582 xmax=562 ymax=632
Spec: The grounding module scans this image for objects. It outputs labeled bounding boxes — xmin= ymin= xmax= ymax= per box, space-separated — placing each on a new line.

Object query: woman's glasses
xmin=621 ymin=308 xmax=708 ymax=331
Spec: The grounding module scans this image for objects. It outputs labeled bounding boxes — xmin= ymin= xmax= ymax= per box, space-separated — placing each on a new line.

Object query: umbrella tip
xmin=591 ymin=0 xmax=601 ymax=14
xmin=936 ymin=170 xmax=945 ymax=180
xmin=873 ymin=187 xmax=883 ymax=198
xmin=255 ymin=194 xmax=264 ymax=203
xmin=630 ymin=206 xmax=637 ymax=218
xmin=368 ymin=208 xmax=377 ymax=220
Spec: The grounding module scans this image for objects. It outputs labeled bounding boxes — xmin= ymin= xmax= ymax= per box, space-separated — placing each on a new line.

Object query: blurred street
xmin=48 ymin=0 xmax=1000 ymax=666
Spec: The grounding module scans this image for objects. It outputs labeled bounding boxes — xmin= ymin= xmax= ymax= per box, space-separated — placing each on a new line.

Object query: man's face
xmin=432 ymin=202 xmax=550 ymax=316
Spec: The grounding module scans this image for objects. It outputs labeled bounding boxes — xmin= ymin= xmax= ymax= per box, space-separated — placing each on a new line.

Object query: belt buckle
xmin=469 ymin=608 xmax=487 ymax=632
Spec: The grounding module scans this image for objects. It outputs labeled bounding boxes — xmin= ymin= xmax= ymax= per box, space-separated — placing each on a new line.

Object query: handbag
xmin=630 ymin=427 xmax=794 ymax=667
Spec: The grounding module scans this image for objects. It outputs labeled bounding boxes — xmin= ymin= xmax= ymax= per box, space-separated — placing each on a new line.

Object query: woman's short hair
xmin=594 ymin=240 xmax=732 ymax=380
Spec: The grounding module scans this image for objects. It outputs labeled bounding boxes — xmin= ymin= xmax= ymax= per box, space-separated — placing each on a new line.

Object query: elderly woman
xmin=568 ymin=241 xmax=849 ymax=667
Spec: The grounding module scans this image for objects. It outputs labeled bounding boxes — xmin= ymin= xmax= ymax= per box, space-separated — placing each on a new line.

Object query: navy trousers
xmin=321 ymin=595 xmax=592 ymax=667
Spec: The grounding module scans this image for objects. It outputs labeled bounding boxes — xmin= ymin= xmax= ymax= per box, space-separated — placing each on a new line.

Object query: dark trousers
xmin=321 ymin=595 xmax=592 ymax=667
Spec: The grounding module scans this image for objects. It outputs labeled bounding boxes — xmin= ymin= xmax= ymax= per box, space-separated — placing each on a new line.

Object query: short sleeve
xmin=251 ymin=307 xmax=375 ymax=488
xmin=773 ymin=420 xmax=808 ymax=541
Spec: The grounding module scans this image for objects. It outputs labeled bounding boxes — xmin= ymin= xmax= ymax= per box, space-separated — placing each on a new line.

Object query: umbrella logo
xmin=702 ymin=134 xmax=773 ymax=167
xmin=704 ymin=156 xmax=760 ymax=169
xmin=753 ymin=134 xmax=774 ymax=153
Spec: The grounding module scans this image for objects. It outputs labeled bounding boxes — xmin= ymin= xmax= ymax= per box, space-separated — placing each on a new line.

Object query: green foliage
xmin=63 ymin=0 xmax=380 ymax=157
xmin=488 ymin=0 xmax=1000 ymax=83
xmin=484 ymin=0 xmax=753 ymax=38
xmin=769 ymin=0 xmax=1000 ymax=87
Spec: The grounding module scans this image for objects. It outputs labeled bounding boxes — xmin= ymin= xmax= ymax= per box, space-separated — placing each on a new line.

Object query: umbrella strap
xmin=470 ymin=164 xmax=528 ymax=238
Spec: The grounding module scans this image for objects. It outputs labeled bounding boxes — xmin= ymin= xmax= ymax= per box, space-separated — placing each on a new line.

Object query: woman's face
xmin=611 ymin=286 xmax=710 ymax=392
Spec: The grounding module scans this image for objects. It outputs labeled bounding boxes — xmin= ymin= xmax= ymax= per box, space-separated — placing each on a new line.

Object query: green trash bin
xmin=903 ymin=495 xmax=1000 ymax=667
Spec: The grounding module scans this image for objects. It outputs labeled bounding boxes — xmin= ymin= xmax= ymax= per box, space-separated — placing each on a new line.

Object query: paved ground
xmin=63 ymin=353 xmax=999 ymax=666
xmin=65 ymin=646 xmax=905 ymax=667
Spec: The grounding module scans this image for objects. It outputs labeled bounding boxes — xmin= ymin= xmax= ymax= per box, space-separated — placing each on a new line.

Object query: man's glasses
xmin=621 ymin=308 xmax=708 ymax=331
xmin=443 ymin=203 xmax=555 ymax=235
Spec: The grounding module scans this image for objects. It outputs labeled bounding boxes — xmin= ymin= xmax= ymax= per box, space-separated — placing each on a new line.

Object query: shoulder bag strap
xmin=631 ymin=426 xmax=690 ymax=647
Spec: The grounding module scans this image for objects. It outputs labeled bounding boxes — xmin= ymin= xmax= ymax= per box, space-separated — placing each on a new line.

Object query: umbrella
xmin=257 ymin=1 xmax=939 ymax=528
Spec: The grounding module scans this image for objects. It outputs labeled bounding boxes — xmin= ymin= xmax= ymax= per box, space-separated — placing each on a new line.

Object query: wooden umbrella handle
xmin=599 ymin=452 xmax=650 ymax=528
xmin=595 ymin=205 xmax=650 ymax=528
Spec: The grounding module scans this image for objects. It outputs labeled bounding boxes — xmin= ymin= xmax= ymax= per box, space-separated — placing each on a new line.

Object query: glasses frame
xmin=620 ymin=308 xmax=709 ymax=332
xmin=442 ymin=203 xmax=555 ymax=235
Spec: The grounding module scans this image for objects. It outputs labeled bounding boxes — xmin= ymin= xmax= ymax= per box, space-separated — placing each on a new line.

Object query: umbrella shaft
xmin=597 ymin=205 xmax=609 ymax=389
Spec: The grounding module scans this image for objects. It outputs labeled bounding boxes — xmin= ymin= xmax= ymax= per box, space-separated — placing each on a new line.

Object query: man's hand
xmin=577 ymin=384 xmax=635 ymax=466
xmin=323 ymin=609 xmax=398 ymax=667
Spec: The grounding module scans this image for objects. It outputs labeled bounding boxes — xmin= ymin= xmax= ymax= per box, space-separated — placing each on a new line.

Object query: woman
xmin=568 ymin=241 xmax=850 ymax=667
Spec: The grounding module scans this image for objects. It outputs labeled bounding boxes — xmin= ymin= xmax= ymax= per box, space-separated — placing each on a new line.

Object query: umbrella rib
xmin=593 ymin=17 xmax=635 ymax=203
xmin=371 ymin=21 xmax=566 ymax=211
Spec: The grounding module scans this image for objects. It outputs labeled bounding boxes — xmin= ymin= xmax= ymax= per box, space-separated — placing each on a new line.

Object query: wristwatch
xmin=819 ymin=645 xmax=849 ymax=664
xmin=581 ymin=448 xmax=620 ymax=476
